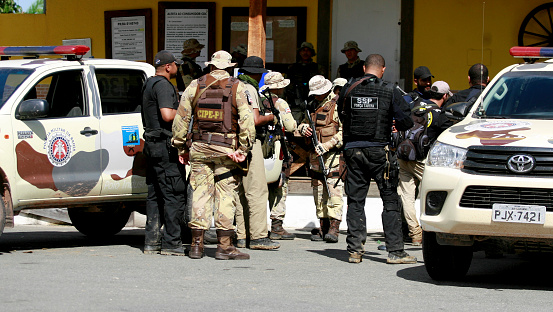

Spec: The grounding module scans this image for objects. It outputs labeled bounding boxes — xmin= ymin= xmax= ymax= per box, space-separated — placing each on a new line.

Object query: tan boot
xmin=270 ymin=219 xmax=295 ymax=240
xmin=215 ymin=229 xmax=250 ymax=260
xmin=324 ymin=218 xmax=341 ymax=243
xmin=189 ymin=229 xmax=205 ymax=259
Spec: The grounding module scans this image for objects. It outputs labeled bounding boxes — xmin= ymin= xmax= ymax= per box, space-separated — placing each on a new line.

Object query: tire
xmin=0 ymin=199 xmax=5 ymax=238
xmin=68 ymin=204 xmax=131 ymax=238
xmin=422 ymin=231 xmax=473 ymax=281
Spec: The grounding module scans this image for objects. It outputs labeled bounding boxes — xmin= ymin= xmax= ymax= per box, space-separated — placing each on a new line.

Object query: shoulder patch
xmin=244 ymin=90 xmax=253 ymax=106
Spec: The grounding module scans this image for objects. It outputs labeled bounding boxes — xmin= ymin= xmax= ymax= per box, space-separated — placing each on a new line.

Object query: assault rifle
xmin=261 ymin=89 xmax=290 ymax=164
xmin=304 ymin=100 xmax=331 ymax=195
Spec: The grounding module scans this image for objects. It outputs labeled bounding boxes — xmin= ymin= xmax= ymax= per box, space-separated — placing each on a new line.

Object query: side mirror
xmin=444 ymin=101 xmax=472 ymax=123
xmin=16 ymin=99 xmax=49 ymax=120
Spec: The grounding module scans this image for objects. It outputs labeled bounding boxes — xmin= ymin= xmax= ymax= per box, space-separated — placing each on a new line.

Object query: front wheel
xmin=68 ymin=204 xmax=131 ymax=238
xmin=423 ymin=231 xmax=473 ymax=281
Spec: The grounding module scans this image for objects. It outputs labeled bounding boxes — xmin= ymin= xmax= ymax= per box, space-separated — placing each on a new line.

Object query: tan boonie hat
xmin=431 ymin=81 xmax=453 ymax=97
xmin=341 ymin=41 xmax=362 ymax=53
xmin=332 ymin=78 xmax=348 ymax=89
xmin=308 ymin=75 xmax=332 ymax=96
xmin=260 ymin=72 xmax=290 ymax=91
xmin=181 ymin=39 xmax=205 ymax=55
xmin=232 ymin=44 xmax=247 ymax=56
xmin=298 ymin=41 xmax=316 ymax=56
xmin=205 ymin=50 xmax=236 ymax=69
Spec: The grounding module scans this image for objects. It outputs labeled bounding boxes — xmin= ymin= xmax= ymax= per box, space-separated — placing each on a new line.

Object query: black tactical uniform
xmin=337 ymin=73 xmax=414 ymax=259
xmin=141 ymin=75 xmax=186 ymax=254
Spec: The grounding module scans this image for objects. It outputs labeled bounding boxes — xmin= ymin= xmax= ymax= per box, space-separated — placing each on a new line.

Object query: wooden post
xmin=248 ymin=0 xmax=267 ymax=62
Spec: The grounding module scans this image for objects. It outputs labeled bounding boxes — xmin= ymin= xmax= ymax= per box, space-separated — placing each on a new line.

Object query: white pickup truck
xmin=0 ymin=46 xmax=154 ymax=238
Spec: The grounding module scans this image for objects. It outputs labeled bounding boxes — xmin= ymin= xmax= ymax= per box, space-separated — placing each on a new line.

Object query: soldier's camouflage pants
xmin=310 ymin=151 xmax=344 ymax=221
xmin=188 ymin=154 xmax=241 ymax=231
xmin=268 ymin=177 xmax=289 ymax=221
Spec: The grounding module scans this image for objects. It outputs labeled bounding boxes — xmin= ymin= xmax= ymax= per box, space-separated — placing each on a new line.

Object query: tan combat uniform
xmin=235 ymin=82 xmax=271 ymax=241
xmin=299 ymin=93 xmax=344 ymax=221
xmin=172 ymin=69 xmax=255 ymax=231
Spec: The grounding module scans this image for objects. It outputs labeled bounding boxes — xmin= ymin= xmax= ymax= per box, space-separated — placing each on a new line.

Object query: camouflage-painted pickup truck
xmin=0 ymin=46 xmax=155 ymax=237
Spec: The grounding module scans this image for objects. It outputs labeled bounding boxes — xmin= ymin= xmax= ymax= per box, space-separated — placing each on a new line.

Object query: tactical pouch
xmin=143 ymin=141 xmax=165 ymax=158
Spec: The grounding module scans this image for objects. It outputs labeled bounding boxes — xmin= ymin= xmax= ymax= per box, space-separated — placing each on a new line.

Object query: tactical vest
xmin=141 ymin=75 xmax=175 ymax=137
xmin=312 ymin=95 xmax=339 ymax=144
xmin=191 ymin=74 xmax=239 ymax=148
xmin=338 ymin=62 xmax=364 ymax=80
xmin=342 ymin=77 xmax=393 ymax=143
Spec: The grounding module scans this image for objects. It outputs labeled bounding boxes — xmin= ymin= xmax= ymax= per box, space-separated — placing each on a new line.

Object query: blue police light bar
xmin=0 ymin=45 xmax=90 ymax=56
xmin=510 ymin=46 xmax=553 ymax=58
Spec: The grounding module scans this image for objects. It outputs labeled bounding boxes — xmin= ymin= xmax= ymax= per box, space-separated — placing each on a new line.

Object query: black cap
xmin=414 ymin=66 xmax=434 ymax=79
xmin=154 ymin=50 xmax=183 ymax=67
xmin=240 ymin=56 xmax=269 ymax=74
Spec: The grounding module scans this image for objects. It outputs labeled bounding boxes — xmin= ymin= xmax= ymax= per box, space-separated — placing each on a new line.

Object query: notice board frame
xmin=104 ymin=9 xmax=153 ymax=64
xmin=222 ymin=7 xmax=307 ymax=71
xmin=158 ymin=2 xmax=216 ymax=61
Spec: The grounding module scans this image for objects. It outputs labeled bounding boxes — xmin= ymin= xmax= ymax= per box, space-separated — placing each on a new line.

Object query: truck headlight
xmin=426 ymin=142 xmax=467 ymax=169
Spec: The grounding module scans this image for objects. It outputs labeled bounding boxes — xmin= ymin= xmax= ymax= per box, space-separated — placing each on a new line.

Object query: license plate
xmin=492 ymin=204 xmax=546 ymax=224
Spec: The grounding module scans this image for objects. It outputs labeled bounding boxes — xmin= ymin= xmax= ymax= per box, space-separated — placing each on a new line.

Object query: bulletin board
xmin=222 ymin=7 xmax=306 ymax=70
xmin=104 ymin=9 xmax=153 ymax=64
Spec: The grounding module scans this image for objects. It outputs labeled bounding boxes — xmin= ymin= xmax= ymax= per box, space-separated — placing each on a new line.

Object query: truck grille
xmin=461 ymin=146 xmax=553 ymax=177
xmin=459 ymin=185 xmax=553 ymax=211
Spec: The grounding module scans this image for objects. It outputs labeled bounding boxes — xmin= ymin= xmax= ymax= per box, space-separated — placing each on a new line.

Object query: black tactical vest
xmin=342 ymin=77 xmax=393 ymax=143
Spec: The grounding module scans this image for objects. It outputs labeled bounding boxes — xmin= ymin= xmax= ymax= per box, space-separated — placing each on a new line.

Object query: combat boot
xmin=310 ymin=218 xmax=330 ymax=241
xmin=215 ymin=229 xmax=250 ymax=260
xmin=249 ymin=237 xmax=280 ymax=250
xmin=324 ymin=218 xmax=341 ymax=243
xmin=189 ymin=229 xmax=205 ymax=259
xmin=269 ymin=219 xmax=295 ymax=240
xmin=387 ymin=250 xmax=417 ymax=264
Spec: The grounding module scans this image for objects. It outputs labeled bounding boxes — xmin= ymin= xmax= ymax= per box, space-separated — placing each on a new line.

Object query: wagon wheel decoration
xmin=518 ymin=2 xmax=553 ymax=47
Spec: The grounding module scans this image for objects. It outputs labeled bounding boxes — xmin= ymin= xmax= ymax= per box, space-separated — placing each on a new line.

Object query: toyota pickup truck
xmin=0 ymin=46 xmax=154 ymax=238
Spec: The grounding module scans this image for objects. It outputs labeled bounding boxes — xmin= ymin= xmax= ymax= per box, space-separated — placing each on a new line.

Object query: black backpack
xmin=396 ymin=104 xmax=434 ymax=161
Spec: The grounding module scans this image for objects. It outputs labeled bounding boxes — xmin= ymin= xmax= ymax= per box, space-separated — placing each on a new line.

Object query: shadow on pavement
xmin=0 ymin=227 xmax=145 ymax=254
xmin=397 ymin=251 xmax=553 ymax=291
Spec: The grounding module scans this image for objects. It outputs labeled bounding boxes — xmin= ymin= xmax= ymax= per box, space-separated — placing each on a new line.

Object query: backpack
xmin=396 ymin=104 xmax=433 ymax=161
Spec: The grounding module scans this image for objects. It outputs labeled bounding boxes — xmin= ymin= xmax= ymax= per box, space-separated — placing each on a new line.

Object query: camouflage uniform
xmin=172 ymin=69 xmax=255 ymax=231
xmin=300 ymin=92 xmax=344 ymax=221
xmin=177 ymin=56 xmax=203 ymax=91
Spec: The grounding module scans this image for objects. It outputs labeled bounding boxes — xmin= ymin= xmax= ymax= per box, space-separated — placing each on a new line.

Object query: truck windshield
xmin=0 ymin=68 xmax=34 ymax=110
xmin=476 ymin=71 xmax=553 ymax=119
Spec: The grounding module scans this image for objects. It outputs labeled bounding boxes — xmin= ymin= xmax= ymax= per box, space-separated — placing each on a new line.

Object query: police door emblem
xmin=351 ymin=96 xmax=378 ymax=109
xmin=44 ymin=128 xmax=76 ymax=167
xmin=507 ymin=154 xmax=535 ymax=173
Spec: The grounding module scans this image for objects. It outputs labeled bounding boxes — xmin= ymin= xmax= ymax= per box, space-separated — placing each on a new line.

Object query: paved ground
xmin=1 ymin=225 xmax=552 ymax=311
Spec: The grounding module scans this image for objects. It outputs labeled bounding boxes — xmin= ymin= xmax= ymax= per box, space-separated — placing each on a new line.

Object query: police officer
xmin=172 ymin=50 xmax=256 ymax=260
xmin=404 ymin=66 xmax=434 ymax=109
xmin=234 ymin=56 xmax=280 ymax=250
xmin=337 ymin=41 xmax=364 ymax=80
xmin=298 ymin=75 xmax=344 ymax=243
xmin=259 ymin=72 xmax=298 ymax=240
xmin=141 ymin=50 xmax=186 ymax=256
xmin=176 ymin=38 xmax=205 ymax=92
xmin=337 ymin=54 xmax=417 ymax=264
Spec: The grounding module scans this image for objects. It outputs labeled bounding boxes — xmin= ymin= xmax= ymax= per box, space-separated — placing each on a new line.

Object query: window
xmin=0 ymin=68 xmax=33 ymax=109
xmin=21 ymin=70 xmax=86 ymax=118
xmin=96 ymin=69 xmax=145 ymax=114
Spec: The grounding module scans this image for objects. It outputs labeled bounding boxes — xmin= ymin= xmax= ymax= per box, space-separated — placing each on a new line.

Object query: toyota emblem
xmin=507 ymin=154 xmax=535 ymax=173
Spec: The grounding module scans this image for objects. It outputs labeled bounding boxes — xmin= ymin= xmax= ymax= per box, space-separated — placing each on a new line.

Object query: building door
xmin=331 ymin=0 xmax=402 ymax=86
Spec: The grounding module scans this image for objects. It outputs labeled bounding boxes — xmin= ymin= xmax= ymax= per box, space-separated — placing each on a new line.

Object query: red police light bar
xmin=0 ymin=45 xmax=90 ymax=56
xmin=509 ymin=46 xmax=553 ymax=58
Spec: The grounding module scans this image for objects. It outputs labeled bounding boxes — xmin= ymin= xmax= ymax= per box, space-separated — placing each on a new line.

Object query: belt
xmin=192 ymin=133 xmax=235 ymax=148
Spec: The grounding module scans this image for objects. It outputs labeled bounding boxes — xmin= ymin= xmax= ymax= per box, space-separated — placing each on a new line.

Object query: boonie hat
xmin=260 ymin=72 xmax=290 ymax=91
xmin=232 ymin=44 xmax=247 ymax=56
xmin=205 ymin=50 xmax=236 ymax=69
xmin=308 ymin=75 xmax=332 ymax=96
xmin=414 ymin=66 xmax=434 ymax=79
xmin=181 ymin=39 xmax=205 ymax=55
xmin=332 ymin=78 xmax=348 ymax=89
xmin=240 ymin=56 xmax=269 ymax=74
xmin=298 ymin=42 xmax=316 ymax=56
xmin=154 ymin=50 xmax=183 ymax=67
xmin=431 ymin=81 xmax=453 ymax=97
xmin=341 ymin=41 xmax=362 ymax=53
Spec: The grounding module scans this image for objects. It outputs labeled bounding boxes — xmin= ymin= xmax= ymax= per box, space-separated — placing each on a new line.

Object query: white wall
xmin=331 ymin=0 xmax=402 ymax=86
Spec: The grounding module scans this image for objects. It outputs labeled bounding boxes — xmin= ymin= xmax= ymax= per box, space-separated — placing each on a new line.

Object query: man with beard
xmin=404 ymin=66 xmax=434 ymax=109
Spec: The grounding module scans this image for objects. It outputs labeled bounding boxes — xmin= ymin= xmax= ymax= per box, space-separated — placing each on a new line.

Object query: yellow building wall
xmin=0 ymin=0 xmax=318 ymax=60
xmin=413 ymin=0 xmax=553 ymax=91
